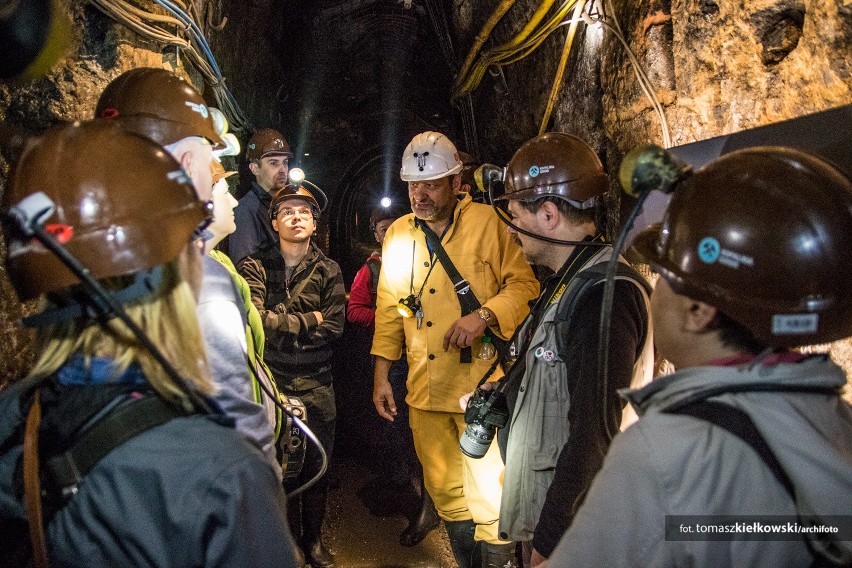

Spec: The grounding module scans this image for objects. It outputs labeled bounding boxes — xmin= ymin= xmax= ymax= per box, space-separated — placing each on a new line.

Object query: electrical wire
xmin=486 ymin=181 xmax=609 ymax=247
xmin=453 ymin=0 xmax=519 ymax=94
xmin=593 ymin=189 xmax=650 ymax=441
xmin=87 ymin=0 xmax=252 ymax=133
xmin=250 ymin=362 xmax=328 ymax=500
xmin=538 ymin=0 xmax=585 ymax=134
xmin=592 ymin=0 xmax=671 ymax=148
xmin=452 ymin=0 xmax=579 ymax=100
xmin=451 ymin=0 xmax=670 ymax=149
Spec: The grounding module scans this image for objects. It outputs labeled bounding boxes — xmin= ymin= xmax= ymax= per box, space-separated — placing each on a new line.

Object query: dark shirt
xmin=532 ymin=281 xmax=645 ymax=556
xmin=238 ymin=242 xmax=346 ymax=393
xmin=228 ymin=181 xmax=277 ymax=264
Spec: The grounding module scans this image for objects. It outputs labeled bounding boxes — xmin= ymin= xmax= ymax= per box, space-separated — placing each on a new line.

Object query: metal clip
xmin=454 ymin=279 xmax=471 ymax=295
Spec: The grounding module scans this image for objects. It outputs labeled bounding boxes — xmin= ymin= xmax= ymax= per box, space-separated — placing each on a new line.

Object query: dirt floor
xmin=322 ymin=454 xmax=457 ymax=568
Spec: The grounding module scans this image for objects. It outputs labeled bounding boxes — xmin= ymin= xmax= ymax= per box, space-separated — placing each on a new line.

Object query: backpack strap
xmin=45 ymin=394 xmax=185 ymax=500
xmin=366 ymin=256 xmax=381 ymax=308
xmin=665 ymin=399 xmax=846 ymax=568
xmin=667 ymin=400 xmax=794 ymax=497
xmin=555 ymin=259 xmax=651 ymax=336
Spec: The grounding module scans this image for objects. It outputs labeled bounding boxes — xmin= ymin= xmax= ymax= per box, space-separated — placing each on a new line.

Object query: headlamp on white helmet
xmin=400 ymin=131 xmax=463 ymax=182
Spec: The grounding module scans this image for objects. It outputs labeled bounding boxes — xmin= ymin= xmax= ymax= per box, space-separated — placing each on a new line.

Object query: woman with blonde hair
xmin=0 ymin=121 xmax=298 ymax=568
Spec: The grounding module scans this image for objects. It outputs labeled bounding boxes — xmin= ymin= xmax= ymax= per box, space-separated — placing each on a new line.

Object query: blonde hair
xmin=27 ymin=260 xmax=212 ymax=407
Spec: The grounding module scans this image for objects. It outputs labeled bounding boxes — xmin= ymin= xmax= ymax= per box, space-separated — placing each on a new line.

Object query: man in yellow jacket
xmin=372 ymin=131 xmax=539 ymax=568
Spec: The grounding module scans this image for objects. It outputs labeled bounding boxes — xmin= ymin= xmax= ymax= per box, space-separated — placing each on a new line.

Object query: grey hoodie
xmin=548 ymin=355 xmax=852 ymax=568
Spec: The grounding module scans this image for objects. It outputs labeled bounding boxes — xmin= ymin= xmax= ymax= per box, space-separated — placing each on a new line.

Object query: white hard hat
xmin=400 ymin=131 xmax=463 ymax=181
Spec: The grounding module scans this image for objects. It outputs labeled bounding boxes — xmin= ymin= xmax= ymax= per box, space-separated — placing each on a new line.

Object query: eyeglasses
xmin=278 ymin=206 xmax=314 ymax=219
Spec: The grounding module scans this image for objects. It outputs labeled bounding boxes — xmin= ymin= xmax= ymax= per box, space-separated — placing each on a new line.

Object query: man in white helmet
xmin=371 ymin=131 xmax=539 ymax=568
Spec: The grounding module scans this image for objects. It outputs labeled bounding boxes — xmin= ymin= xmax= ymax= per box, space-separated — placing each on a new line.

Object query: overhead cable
xmin=87 ymin=0 xmax=252 ymax=132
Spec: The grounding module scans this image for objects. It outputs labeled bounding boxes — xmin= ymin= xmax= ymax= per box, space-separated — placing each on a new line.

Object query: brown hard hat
xmin=246 ymin=128 xmax=293 ymax=162
xmin=500 ymin=132 xmax=608 ymax=206
xmin=269 ymin=184 xmax=320 ymax=220
xmin=95 ymin=67 xmax=225 ymax=149
xmin=457 ymin=151 xmax=480 ymax=190
xmin=369 ymin=206 xmax=404 ymax=231
xmin=2 ymin=120 xmax=209 ymax=301
xmin=211 ymin=160 xmax=237 ymax=184
xmin=634 ymin=146 xmax=852 ymax=347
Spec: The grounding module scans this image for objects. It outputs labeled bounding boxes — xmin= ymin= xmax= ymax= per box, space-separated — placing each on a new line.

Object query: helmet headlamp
xmin=397 ymin=294 xmax=421 ymax=318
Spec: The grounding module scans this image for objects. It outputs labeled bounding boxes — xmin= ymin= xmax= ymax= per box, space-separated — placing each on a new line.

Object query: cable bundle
xmin=88 ymin=0 xmax=252 ymax=133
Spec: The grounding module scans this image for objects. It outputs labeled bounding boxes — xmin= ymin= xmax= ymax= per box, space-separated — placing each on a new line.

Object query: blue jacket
xmin=228 ymin=181 xmax=277 ymax=264
xmin=0 ymin=362 xmax=299 ymax=568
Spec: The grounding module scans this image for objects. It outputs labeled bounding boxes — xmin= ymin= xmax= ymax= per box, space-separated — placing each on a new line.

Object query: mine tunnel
xmin=1 ymin=1 xmax=851 ymax=567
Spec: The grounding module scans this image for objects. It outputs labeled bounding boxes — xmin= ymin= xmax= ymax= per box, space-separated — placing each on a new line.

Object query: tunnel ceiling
xmin=269 ymin=0 xmax=458 ymax=200
xmin=235 ymin=0 xmax=462 ymax=279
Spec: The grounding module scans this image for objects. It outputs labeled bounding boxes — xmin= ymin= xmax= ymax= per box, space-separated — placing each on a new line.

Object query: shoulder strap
xmin=666 ymin=400 xmax=845 ymax=568
xmin=366 ymin=256 xmax=381 ymax=307
xmin=419 ymin=221 xmax=483 ymax=364
xmin=23 ymin=391 xmax=49 ymax=568
xmin=45 ymin=395 xmax=185 ymax=500
xmin=573 ymin=260 xmax=652 ymax=295
xmin=667 ymin=400 xmax=794 ymax=497
xmin=419 ymin=221 xmax=480 ymax=313
xmin=282 ymin=262 xmax=318 ymax=311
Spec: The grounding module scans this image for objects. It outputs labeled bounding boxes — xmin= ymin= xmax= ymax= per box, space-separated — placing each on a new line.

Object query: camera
xmin=460 ymin=385 xmax=510 ymax=459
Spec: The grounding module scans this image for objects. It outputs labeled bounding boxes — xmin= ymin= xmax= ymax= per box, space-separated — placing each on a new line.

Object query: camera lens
xmin=460 ymin=422 xmax=495 ymax=459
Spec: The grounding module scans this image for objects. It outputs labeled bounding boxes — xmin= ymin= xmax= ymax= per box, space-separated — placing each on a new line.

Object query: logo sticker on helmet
xmin=529 ymin=165 xmax=540 ymax=177
xmin=698 ymin=237 xmax=721 ymax=263
xmin=772 ymin=314 xmax=818 ymax=335
xmin=185 ymin=101 xmax=209 ymax=119
xmin=414 ymin=151 xmax=430 ymax=171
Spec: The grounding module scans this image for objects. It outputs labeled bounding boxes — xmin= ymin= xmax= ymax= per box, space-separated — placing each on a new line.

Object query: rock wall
xmin=0 ymin=0 xmax=287 ymax=382
xmin=453 ymin=0 xmax=852 ymax=393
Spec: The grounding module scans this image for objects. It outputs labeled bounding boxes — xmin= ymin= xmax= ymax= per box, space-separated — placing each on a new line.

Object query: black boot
xmin=480 ymin=542 xmax=518 ymax=568
xmin=399 ymin=484 xmax=441 ymax=546
xmin=444 ymin=520 xmax=477 ymax=568
xmin=302 ymin=492 xmax=334 ymax=568
xmin=287 ymin=495 xmax=306 ymax=567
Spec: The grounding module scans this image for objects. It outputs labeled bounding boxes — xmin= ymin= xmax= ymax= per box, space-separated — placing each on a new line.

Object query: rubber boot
xmin=399 ymin=481 xmax=441 ymax=546
xmin=444 ymin=519 xmax=477 ymax=568
xmin=480 ymin=542 xmax=518 ymax=568
xmin=302 ymin=491 xmax=334 ymax=568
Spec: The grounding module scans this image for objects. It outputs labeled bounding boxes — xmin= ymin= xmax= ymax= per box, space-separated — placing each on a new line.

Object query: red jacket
xmin=347 ymin=252 xmax=381 ymax=329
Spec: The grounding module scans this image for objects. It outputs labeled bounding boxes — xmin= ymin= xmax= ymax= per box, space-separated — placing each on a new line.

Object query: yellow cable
xmin=453 ymin=0 xmax=576 ymax=99
xmin=454 ymin=0 xmax=518 ymax=92
xmin=539 ymin=0 xmax=584 ymax=134
xmin=454 ymin=0 xmax=559 ymax=96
